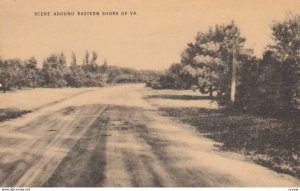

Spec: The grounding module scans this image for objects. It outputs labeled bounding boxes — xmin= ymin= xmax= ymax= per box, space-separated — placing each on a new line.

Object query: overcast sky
xmin=1 ymin=0 xmax=300 ymax=70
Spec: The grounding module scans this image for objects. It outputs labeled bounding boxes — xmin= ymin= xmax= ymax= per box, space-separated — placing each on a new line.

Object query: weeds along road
xmin=0 ymin=84 xmax=299 ymax=187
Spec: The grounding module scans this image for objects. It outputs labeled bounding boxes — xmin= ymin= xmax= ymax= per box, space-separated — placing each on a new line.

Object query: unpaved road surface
xmin=0 ymin=84 xmax=299 ymax=187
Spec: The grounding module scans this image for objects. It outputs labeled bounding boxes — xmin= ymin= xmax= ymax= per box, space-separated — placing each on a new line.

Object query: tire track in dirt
xmin=32 ymin=89 xmax=95 ymax=112
xmin=44 ymin=105 xmax=109 ymax=187
xmin=104 ymin=105 xmax=216 ymax=187
xmin=103 ymin=105 xmax=174 ymax=187
xmin=2 ymin=120 xmax=70 ymax=186
xmin=15 ymin=105 xmax=108 ymax=187
xmin=0 ymin=104 xmax=107 ymax=187
xmin=0 ymin=108 xmax=79 ymax=186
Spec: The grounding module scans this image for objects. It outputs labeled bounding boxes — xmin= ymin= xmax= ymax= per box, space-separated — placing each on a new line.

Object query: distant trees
xmin=40 ymin=53 xmax=68 ymax=88
xmin=0 ymin=51 xmax=162 ymax=92
xmin=24 ymin=57 xmax=39 ymax=88
xmin=66 ymin=52 xmax=85 ymax=87
xmin=0 ymin=59 xmax=26 ymax=91
xmin=0 ymin=59 xmax=11 ymax=93
xmin=0 ymin=59 xmax=7 ymax=92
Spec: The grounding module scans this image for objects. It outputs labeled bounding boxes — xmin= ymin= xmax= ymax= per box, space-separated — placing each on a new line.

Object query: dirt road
xmin=0 ymin=84 xmax=299 ymax=187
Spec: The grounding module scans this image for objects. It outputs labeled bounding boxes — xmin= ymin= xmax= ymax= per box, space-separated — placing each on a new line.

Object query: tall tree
xmin=84 ymin=51 xmax=89 ymax=65
xmin=188 ymin=21 xmax=245 ymax=100
xmin=90 ymin=51 xmax=98 ymax=65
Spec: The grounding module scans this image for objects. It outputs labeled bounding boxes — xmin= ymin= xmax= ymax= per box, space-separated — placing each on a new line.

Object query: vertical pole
xmin=230 ymin=38 xmax=237 ymax=104
xmin=3 ymin=61 xmax=8 ymax=93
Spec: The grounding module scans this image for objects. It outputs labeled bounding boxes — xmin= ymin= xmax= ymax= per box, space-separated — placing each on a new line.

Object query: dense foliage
xmin=149 ymin=16 xmax=300 ymax=114
xmin=0 ymin=51 xmax=161 ymax=92
xmin=237 ymin=15 xmax=300 ymax=114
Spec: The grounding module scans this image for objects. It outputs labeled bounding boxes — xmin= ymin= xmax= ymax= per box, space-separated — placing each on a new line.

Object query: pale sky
xmin=0 ymin=0 xmax=300 ymax=70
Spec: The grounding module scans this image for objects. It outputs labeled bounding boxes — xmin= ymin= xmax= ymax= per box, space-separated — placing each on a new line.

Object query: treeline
xmin=149 ymin=15 xmax=300 ymax=115
xmin=0 ymin=51 xmax=162 ymax=92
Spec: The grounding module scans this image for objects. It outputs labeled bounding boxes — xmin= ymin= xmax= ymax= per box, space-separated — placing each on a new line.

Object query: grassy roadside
xmin=159 ymin=107 xmax=300 ymax=178
xmin=0 ymin=108 xmax=31 ymax=122
xmin=0 ymin=88 xmax=94 ymax=122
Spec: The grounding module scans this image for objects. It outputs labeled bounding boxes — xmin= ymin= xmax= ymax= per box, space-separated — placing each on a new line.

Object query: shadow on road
xmin=160 ymin=107 xmax=300 ymax=178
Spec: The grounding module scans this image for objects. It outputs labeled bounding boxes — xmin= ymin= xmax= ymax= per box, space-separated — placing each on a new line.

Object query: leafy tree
xmin=160 ymin=21 xmax=246 ymax=101
xmin=193 ymin=22 xmax=246 ymax=100
xmin=24 ymin=57 xmax=39 ymax=88
xmin=41 ymin=53 xmax=68 ymax=88
xmin=7 ymin=59 xmax=26 ymax=89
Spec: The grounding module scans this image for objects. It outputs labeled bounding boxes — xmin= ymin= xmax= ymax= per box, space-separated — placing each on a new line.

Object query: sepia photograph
xmin=0 ymin=0 xmax=300 ymax=189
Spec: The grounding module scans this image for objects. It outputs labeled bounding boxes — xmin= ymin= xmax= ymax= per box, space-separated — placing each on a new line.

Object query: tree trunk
xmin=2 ymin=81 xmax=6 ymax=93
xmin=209 ymin=85 xmax=213 ymax=98
xmin=230 ymin=39 xmax=237 ymax=104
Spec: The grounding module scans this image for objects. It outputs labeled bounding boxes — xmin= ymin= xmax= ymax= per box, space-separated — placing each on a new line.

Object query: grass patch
xmin=0 ymin=108 xmax=31 ymax=122
xmin=160 ymin=107 xmax=300 ymax=178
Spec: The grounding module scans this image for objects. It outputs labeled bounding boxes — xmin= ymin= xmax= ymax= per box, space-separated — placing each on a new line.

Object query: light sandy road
xmin=0 ymin=84 xmax=299 ymax=187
